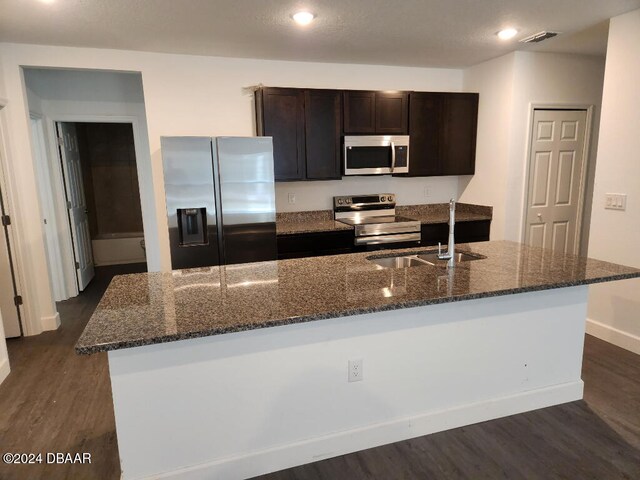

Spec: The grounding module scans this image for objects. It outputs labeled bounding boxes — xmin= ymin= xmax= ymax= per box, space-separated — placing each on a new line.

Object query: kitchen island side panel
xmin=108 ymin=286 xmax=588 ymax=480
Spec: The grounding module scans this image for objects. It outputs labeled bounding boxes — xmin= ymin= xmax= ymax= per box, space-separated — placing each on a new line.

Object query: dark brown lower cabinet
xmin=420 ymin=220 xmax=490 ymax=247
xmin=277 ymin=230 xmax=355 ymax=260
xmin=277 ymin=220 xmax=490 ymax=260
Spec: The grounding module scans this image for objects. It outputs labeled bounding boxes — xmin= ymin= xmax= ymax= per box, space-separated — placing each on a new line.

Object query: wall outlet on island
xmin=288 ymin=193 xmax=296 ymax=205
xmin=348 ymin=359 xmax=363 ymax=382
xmin=423 ymin=186 xmax=431 ymax=198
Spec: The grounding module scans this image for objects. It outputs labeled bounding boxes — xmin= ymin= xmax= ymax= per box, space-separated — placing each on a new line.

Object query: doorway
xmin=523 ymin=108 xmax=591 ymax=255
xmin=55 ymin=121 xmax=147 ymax=293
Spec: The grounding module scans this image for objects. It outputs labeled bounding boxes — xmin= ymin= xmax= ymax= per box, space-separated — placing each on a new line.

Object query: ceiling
xmin=1 ymin=0 xmax=639 ymax=68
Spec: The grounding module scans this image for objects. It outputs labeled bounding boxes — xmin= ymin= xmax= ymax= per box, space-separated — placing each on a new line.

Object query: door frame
xmin=45 ymin=115 xmax=149 ymax=296
xmin=30 ymin=113 xmax=70 ymax=301
xmin=0 ymin=99 xmax=27 ymax=336
xmin=520 ymin=103 xmax=594 ymax=256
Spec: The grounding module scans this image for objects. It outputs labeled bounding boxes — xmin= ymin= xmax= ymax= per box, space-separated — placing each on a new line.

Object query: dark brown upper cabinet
xmin=256 ymin=87 xmax=342 ymax=181
xmin=343 ymin=91 xmax=376 ymax=133
xmin=441 ymin=93 xmax=479 ymax=175
xmin=406 ymin=92 xmax=478 ymax=176
xmin=407 ymin=92 xmax=445 ymax=176
xmin=256 ymin=88 xmax=305 ymax=181
xmin=343 ymin=91 xmax=408 ymax=135
xmin=304 ymin=90 xmax=342 ymax=180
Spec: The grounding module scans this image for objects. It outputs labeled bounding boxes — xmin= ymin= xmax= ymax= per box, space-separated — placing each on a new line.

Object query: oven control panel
xmin=334 ymin=193 xmax=396 ymax=209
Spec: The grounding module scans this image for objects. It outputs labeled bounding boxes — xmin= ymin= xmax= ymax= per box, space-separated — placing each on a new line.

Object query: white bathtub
xmin=92 ymin=233 xmax=146 ymax=266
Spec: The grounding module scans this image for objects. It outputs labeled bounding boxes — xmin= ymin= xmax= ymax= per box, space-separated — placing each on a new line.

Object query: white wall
xmin=586 ymin=9 xmax=640 ymax=354
xmin=461 ymin=51 xmax=605 ymax=250
xmin=459 ymin=53 xmax=516 ymax=240
xmin=276 ymin=176 xmax=459 ymax=212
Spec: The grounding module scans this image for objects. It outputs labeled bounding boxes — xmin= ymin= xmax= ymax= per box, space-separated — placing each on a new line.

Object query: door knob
xmin=537 ymin=213 xmax=542 ymax=221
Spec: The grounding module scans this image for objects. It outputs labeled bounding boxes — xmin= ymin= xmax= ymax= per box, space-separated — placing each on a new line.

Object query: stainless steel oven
xmin=334 ymin=193 xmax=421 ymax=247
xmin=343 ymin=135 xmax=409 ymax=175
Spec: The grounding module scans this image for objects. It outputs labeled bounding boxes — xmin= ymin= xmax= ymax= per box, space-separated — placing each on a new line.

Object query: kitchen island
xmin=77 ymin=241 xmax=640 ymax=480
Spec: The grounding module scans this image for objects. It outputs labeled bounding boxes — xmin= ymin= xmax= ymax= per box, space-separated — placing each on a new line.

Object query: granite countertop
xmin=396 ymin=202 xmax=492 ymax=224
xmin=276 ymin=210 xmax=353 ymax=235
xmin=76 ymin=241 xmax=640 ymax=355
xmin=276 ymin=203 xmax=492 ymax=235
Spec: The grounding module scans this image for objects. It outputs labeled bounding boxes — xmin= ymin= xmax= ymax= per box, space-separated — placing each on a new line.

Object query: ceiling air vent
xmin=520 ymin=31 xmax=560 ymax=43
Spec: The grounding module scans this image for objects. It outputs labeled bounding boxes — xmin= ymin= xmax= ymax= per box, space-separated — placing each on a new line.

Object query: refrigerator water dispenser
xmin=177 ymin=208 xmax=207 ymax=246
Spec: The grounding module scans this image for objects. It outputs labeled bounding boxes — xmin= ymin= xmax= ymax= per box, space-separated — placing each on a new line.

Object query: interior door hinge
xmin=58 ymin=135 xmax=64 ymax=147
xmin=67 ymin=201 xmax=72 ymax=209
xmin=75 ymin=261 xmax=80 ymax=269
xmin=1 ymin=215 xmax=10 ymax=226
xmin=14 ymin=295 xmax=23 ymax=306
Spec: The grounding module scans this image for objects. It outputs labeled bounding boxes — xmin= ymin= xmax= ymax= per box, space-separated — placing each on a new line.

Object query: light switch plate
xmin=605 ymin=193 xmax=627 ymax=211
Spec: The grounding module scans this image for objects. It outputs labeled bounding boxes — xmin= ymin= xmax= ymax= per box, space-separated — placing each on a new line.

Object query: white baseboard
xmin=0 ymin=358 xmax=10 ymax=385
xmin=41 ymin=312 xmax=61 ymax=331
xmin=147 ymin=381 xmax=583 ymax=480
xmin=586 ymin=318 xmax=640 ymax=355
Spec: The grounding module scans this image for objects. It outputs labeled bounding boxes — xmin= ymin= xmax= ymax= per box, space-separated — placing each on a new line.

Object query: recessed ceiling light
xmin=292 ymin=11 xmax=316 ymax=26
xmin=497 ymin=28 xmax=518 ymax=40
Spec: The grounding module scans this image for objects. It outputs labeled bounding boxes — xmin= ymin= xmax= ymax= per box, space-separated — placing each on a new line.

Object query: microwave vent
xmin=520 ymin=31 xmax=560 ymax=43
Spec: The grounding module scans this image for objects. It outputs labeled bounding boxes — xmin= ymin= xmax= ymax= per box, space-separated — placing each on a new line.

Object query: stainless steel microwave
xmin=344 ymin=135 xmax=410 ymax=175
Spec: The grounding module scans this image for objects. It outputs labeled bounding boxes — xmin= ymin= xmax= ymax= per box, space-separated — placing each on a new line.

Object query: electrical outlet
xmin=424 ymin=186 xmax=431 ymax=198
xmin=288 ymin=193 xmax=296 ymax=205
xmin=348 ymin=359 xmax=363 ymax=382
xmin=605 ymin=193 xmax=626 ymax=211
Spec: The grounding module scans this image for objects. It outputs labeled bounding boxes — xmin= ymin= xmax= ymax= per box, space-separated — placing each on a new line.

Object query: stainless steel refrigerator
xmin=161 ymin=136 xmax=277 ymax=269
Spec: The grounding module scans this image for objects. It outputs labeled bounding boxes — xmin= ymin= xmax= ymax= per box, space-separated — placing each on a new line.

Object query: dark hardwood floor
xmin=0 ymin=264 xmax=145 ymax=480
xmin=0 ymin=266 xmax=638 ymax=479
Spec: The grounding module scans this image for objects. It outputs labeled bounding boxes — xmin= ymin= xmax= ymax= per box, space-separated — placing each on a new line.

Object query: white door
xmin=0 ymin=180 xmax=22 ymax=338
xmin=57 ymin=122 xmax=94 ymax=291
xmin=525 ymin=110 xmax=588 ymax=254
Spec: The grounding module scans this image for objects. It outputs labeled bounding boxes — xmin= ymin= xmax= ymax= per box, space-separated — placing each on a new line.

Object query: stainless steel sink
xmin=368 ymin=255 xmax=429 ymax=269
xmin=416 ymin=251 xmax=485 ymax=266
xmin=368 ymin=251 xmax=486 ymax=269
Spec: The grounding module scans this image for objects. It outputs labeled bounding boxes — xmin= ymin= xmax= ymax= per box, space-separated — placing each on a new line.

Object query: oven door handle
xmin=355 ymin=232 xmax=421 ymax=246
xmin=390 ymin=141 xmax=396 ymax=173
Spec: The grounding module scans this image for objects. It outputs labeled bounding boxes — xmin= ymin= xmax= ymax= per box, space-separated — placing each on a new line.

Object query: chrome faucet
xmin=437 ymin=198 xmax=456 ymax=268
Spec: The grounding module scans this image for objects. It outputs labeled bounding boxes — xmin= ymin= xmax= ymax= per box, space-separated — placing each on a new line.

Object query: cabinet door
xmin=305 ymin=90 xmax=342 ymax=180
xmin=441 ymin=93 xmax=479 ymax=175
xmin=407 ymin=92 xmax=444 ymax=176
xmin=257 ymin=88 xmax=305 ymax=181
xmin=375 ymin=92 xmax=408 ymax=134
xmin=343 ymin=91 xmax=376 ymax=134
